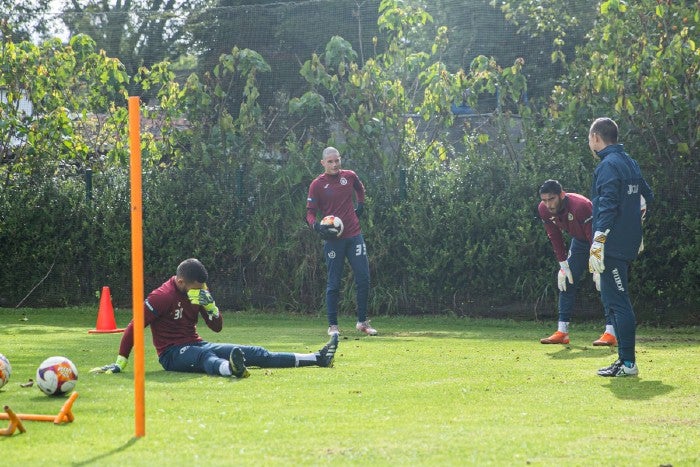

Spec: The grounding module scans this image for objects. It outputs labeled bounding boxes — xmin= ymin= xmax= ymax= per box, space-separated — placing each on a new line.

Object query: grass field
xmin=1 ymin=308 xmax=698 ymax=466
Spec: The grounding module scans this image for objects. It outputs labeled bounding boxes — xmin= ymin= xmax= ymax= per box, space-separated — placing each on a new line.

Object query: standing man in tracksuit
xmin=306 ymin=147 xmax=377 ymax=336
xmin=587 ymin=117 xmax=654 ymax=377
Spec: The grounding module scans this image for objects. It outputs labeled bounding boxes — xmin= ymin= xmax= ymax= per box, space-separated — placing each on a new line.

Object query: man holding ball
xmin=306 ymin=147 xmax=377 ymax=336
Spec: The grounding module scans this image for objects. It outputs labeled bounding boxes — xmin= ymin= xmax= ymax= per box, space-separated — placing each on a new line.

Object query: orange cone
xmin=88 ymin=286 xmax=125 ymax=334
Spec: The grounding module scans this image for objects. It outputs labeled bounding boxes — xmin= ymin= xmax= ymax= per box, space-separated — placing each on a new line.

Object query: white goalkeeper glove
xmin=593 ymin=272 xmax=601 ymax=291
xmin=557 ymin=260 xmax=573 ymax=292
xmin=589 ymin=230 xmax=609 ymax=274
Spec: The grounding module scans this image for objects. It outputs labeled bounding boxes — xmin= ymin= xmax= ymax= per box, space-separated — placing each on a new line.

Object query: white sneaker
xmin=327 ymin=325 xmax=340 ymax=336
xmin=356 ymin=321 xmax=377 ymax=336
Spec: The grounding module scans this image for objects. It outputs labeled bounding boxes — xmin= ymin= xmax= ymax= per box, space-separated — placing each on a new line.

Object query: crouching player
xmin=91 ymin=258 xmax=338 ymax=378
xmin=538 ymin=180 xmax=616 ymax=346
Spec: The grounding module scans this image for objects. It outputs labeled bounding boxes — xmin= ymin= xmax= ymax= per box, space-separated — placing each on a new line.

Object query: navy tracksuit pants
xmin=600 ymin=256 xmax=637 ymax=363
xmin=324 ymin=234 xmax=370 ymax=326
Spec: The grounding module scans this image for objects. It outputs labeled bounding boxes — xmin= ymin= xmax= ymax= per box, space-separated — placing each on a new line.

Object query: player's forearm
xmin=118 ymin=321 xmax=135 ymax=359
xmin=203 ymin=310 xmax=223 ymax=332
xmin=305 ymin=209 xmax=317 ymax=227
xmin=544 ymin=229 xmax=567 ymax=261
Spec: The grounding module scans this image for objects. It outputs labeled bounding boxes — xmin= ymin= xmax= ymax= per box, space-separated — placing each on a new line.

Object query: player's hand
xmin=638 ymin=195 xmax=646 ymax=254
xmin=355 ymin=202 xmax=364 ymax=218
xmin=188 ymin=286 xmax=220 ymax=318
xmin=557 ymin=260 xmax=573 ymax=292
xmin=90 ymin=355 xmax=128 ymax=374
xmin=589 ymin=230 xmax=609 ymax=273
xmin=313 ymin=221 xmax=338 ymax=240
xmin=592 ymin=272 xmax=601 ymax=291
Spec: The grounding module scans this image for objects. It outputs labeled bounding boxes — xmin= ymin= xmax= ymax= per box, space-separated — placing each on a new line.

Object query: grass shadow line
xmin=545 ymin=344 xmax=617 ymax=360
xmin=72 ymin=436 xmax=140 ymax=466
xmin=602 ymin=378 xmax=675 ymax=400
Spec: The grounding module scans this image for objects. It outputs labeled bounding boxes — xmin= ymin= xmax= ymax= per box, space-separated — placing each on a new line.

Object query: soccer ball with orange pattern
xmin=320 ymin=215 xmax=344 ymax=237
xmin=36 ymin=356 xmax=78 ymax=396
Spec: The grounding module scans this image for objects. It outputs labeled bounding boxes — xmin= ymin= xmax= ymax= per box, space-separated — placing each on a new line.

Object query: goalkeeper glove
xmin=593 ymin=272 xmax=601 ymax=291
xmin=188 ymin=285 xmax=220 ymax=318
xmin=589 ymin=230 xmax=609 ymax=274
xmin=557 ymin=260 xmax=574 ymax=292
xmin=313 ymin=221 xmax=338 ymax=241
xmin=90 ymin=355 xmax=128 ymax=374
xmin=355 ymin=202 xmax=364 ymax=219
xmin=639 ymin=195 xmax=646 ymax=254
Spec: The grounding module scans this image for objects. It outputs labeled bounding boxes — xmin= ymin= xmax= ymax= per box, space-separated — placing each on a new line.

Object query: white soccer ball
xmin=0 ymin=354 xmax=11 ymax=389
xmin=36 ymin=356 xmax=78 ymax=396
xmin=321 ymin=215 xmax=344 ymax=237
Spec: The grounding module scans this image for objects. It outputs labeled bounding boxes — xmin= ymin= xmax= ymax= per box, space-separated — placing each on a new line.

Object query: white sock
xmin=219 ymin=361 xmax=232 ymax=376
xmin=558 ymin=321 xmax=570 ymax=333
xmin=605 ymin=325 xmax=616 ymax=337
xmin=294 ymin=353 xmax=317 ymax=367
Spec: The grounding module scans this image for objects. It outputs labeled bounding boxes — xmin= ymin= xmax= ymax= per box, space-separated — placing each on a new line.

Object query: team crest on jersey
xmin=568 ymin=213 xmax=574 ymax=221
xmin=340 ymin=177 xmax=348 ymax=185
xmin=327 ymin=250 xmax=336 ymax=259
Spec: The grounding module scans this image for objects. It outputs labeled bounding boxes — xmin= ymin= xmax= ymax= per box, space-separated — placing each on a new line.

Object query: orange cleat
xmin=592 ymin=332 xmax=617 ymax=346
xmin=540 ymin=331 xmax=570 ymax=344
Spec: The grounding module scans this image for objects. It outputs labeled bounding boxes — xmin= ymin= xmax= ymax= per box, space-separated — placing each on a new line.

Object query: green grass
xmin=1 ymin=308 xmax=698 ymax=466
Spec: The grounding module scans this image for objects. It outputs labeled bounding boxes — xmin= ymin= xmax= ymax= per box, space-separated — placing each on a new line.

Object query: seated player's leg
xmin=158 ymin=342 xmax=223 ymax=375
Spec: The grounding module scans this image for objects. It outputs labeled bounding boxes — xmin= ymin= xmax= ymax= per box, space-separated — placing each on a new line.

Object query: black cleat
xmin=316 ymin=334 xmax=339 ymax=368
xmin=229 ymin=347 xmax=250 ymax=378
xmin=597 ymin=359 xmax=638 ymax=377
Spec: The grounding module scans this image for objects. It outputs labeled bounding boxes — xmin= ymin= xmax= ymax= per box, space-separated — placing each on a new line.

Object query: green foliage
xmin=542 ymin=0 xmax=700 ymax=313
xmin=0 ymin=0 xmax=52 ymax=42
xmin=60 ymin=0 xmax=202 ymax=95
xmin=0 ymin=1 xmax=697 ymax=322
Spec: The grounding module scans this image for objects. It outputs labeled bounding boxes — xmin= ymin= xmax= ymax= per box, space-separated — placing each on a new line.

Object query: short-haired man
xmin=588 ymin=117 xmax=654 ymax=377
xmin=538 ymin=179 xmax=616 ymax=346
xmin=306 ymin=147 xmax=377 ymax=336
xmin=91 ymin=258 xmax=338 ymax=377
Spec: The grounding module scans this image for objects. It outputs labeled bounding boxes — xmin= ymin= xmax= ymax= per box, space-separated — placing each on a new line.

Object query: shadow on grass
xmin=72 ymin=436 xmax=140 ymax=466
xmin=602 ymin=378 xmax=674 ymax=400
xmin=545 ymin=345 xmax=617 ymax=360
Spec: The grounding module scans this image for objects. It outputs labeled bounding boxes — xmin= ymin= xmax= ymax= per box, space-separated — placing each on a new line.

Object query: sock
xmin=219 ymin=361 xmax=232 ymax=376
xmin=605 ymin=324 xmax=616 ymax=337
xmin=294 ymin=353 xmax=318 ymax=367
xmin=623 ymin=360 xmax=635 ymax=368
xmin=558 ymin=321 xmax=570 ymax=333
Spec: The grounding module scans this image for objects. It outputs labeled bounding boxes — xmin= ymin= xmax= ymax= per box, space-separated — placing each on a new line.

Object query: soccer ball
xmin=0 ymin=354 xmax=11 ymax=389
xmin=36 ymin=356 xmax=78 ymax=396
xmin=321 ymin=215 xmax=344 ymax=237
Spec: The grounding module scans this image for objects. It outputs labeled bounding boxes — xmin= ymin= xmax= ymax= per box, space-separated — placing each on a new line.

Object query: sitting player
xmin=91 ymin=258 xmax=338 ymax=378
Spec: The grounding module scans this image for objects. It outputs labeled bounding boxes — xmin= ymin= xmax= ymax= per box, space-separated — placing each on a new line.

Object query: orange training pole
xmin=128 ymin=96 xmax=146 ymax=437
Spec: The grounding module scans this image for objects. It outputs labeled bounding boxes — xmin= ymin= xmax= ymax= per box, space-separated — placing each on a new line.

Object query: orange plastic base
xmin=0 ymin=391 xmax=79 ymax=434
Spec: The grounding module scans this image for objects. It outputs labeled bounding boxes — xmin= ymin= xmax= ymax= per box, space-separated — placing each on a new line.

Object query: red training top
xmin=306 ymin=169 xmax=365 ymax=238
xmin=119 ymin=276 xmax=223 ymax=358
xmin=538 ymin=192 xmax=593 ymax=262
